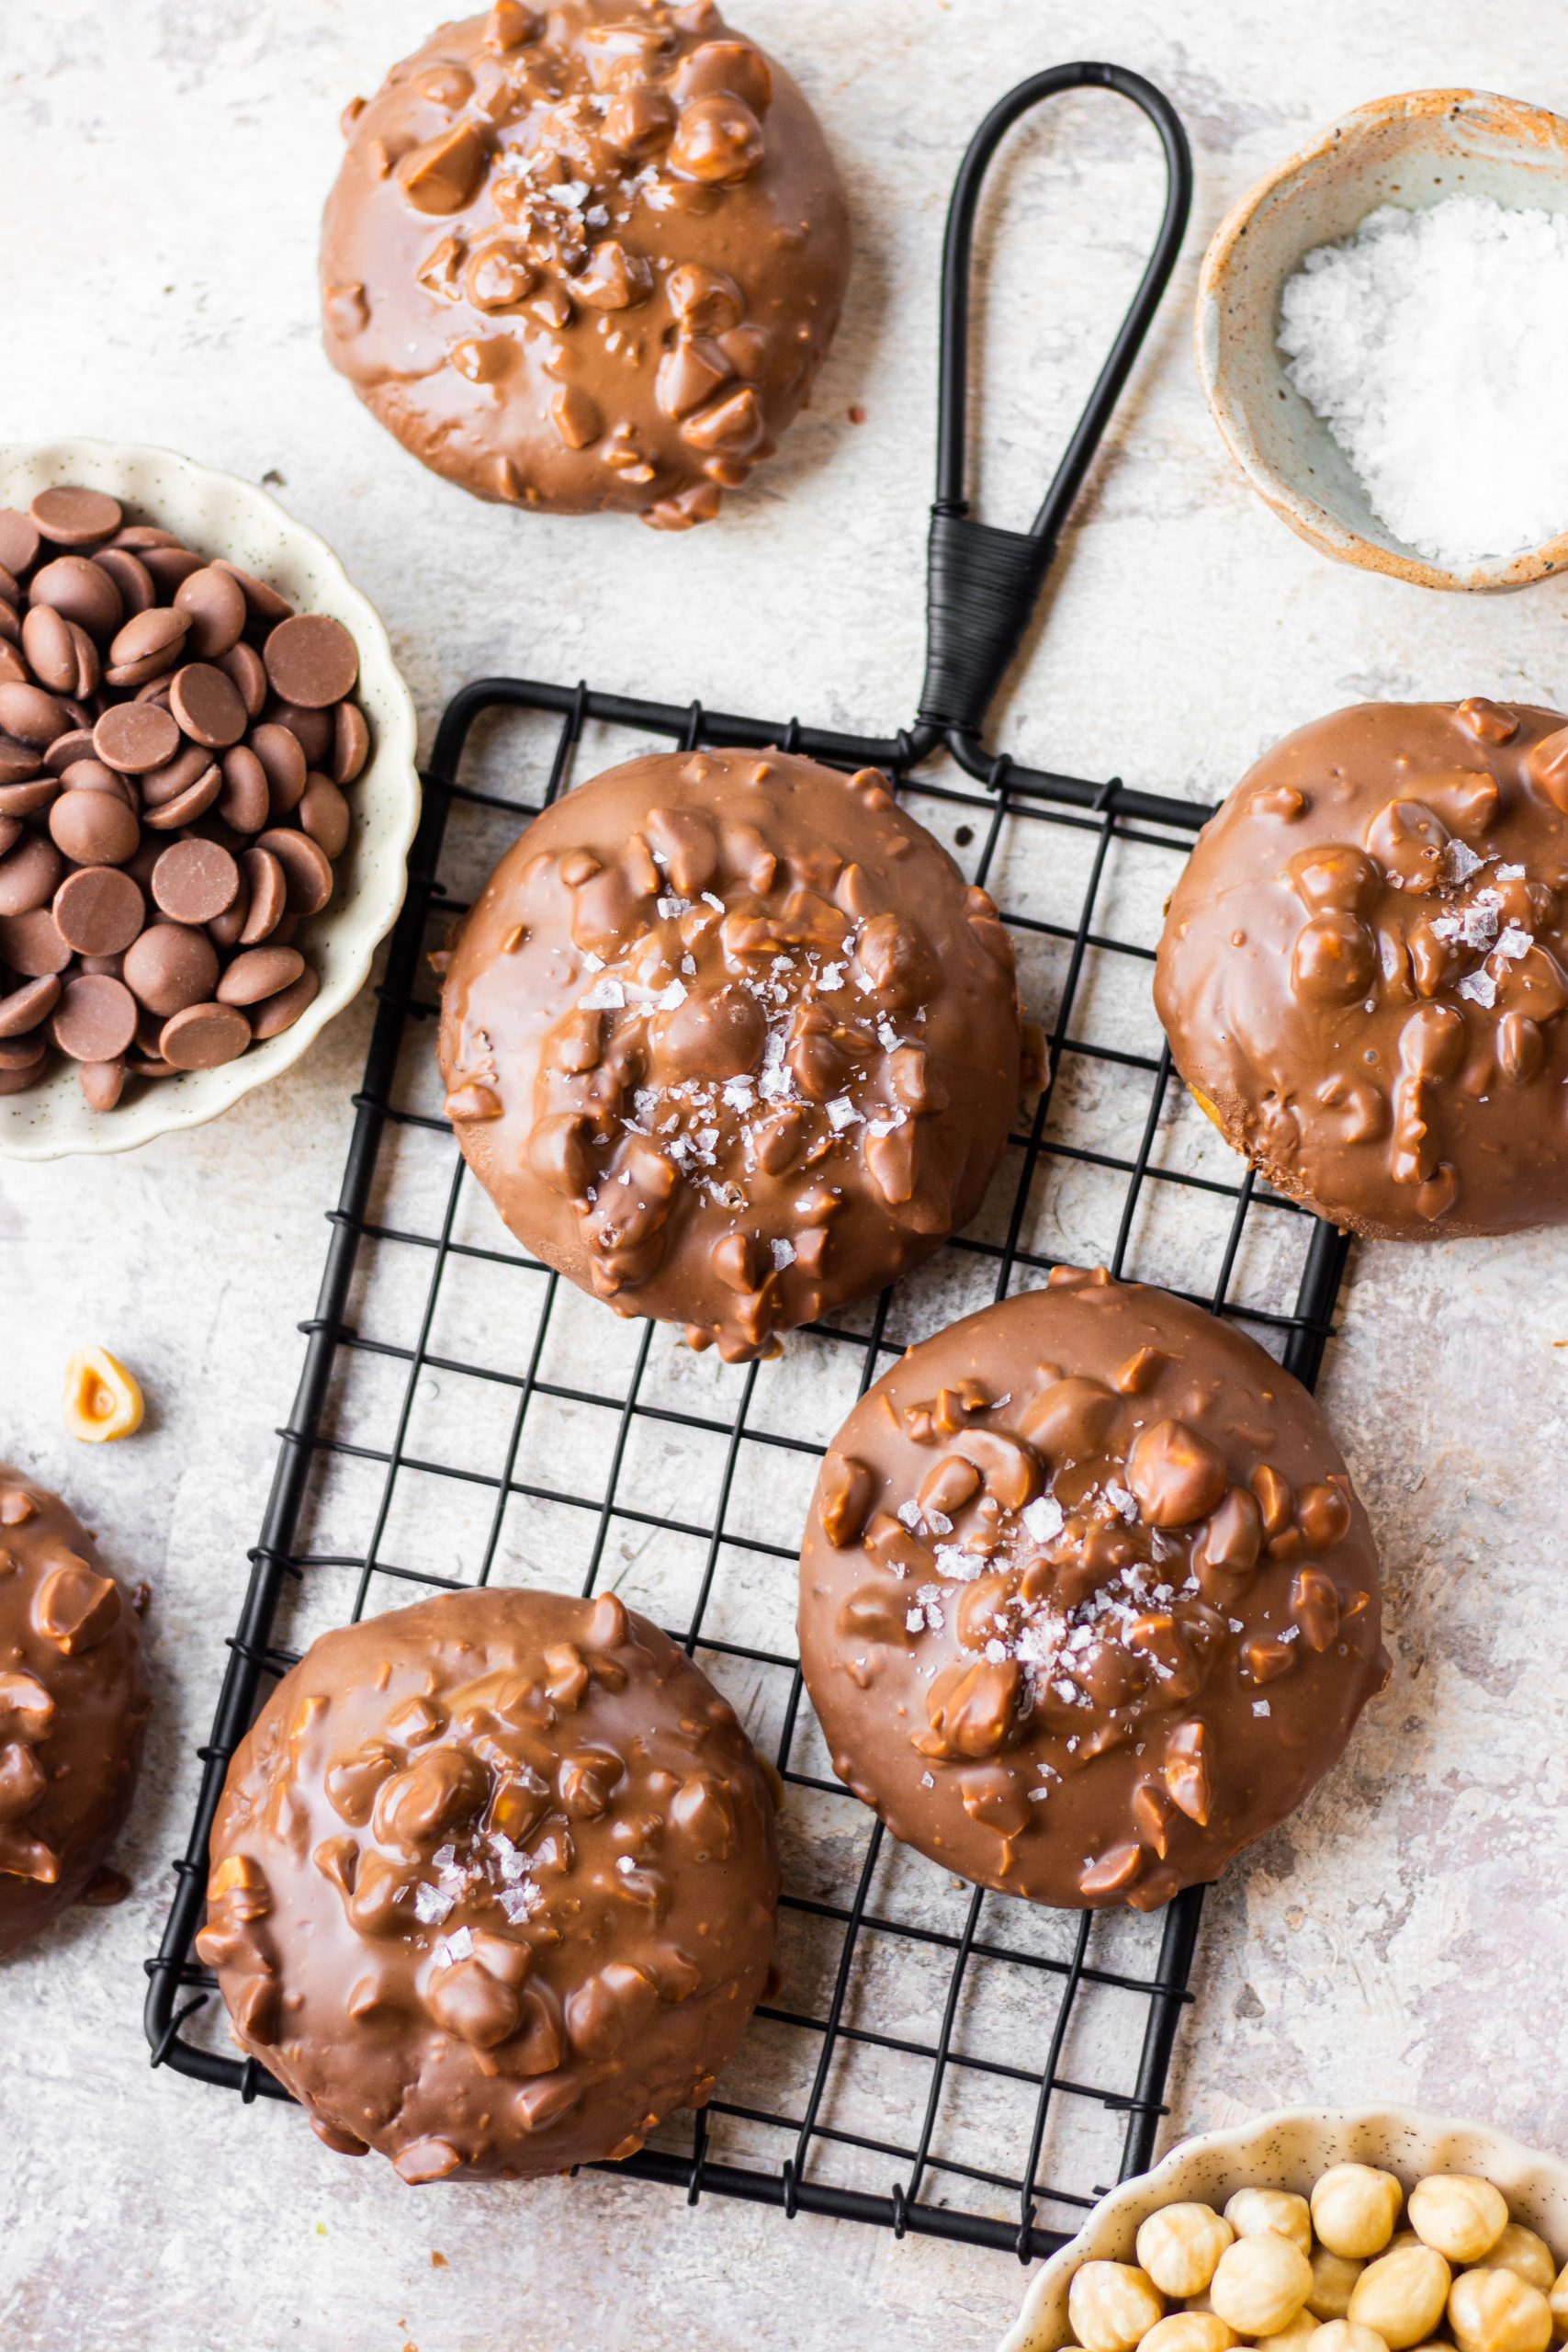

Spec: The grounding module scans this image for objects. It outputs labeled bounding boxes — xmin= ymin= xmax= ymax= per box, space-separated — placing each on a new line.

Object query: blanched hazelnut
xmin=1310 ymin=2324 xmax=1393 ymax=2352
xmin=1349 ymin=2245 xmax=1452 ymax=2347
xmin=1410 ymin=2180 xmax=1510 ymax=2267
xmin=1310 ymin=2250 xmax=1368 ymax=2321
xmin=1138 ymin=2207 xmax=1236 ymax=2299
xmin=1270 ymin=2310 xmax=1324 ymax=2352
xmin=63 ymin=1345 xmax=145 ymax=1442
xmin=1068 ymin=2262 xmax=1166 ymax=2352
xmin=1141 ymin=2314 xmax=1235 ymax=2352
xmin=1211 ymin=2233 xmax=1314 ymax=2336
xmin=1449 ymin=2269 xmax=1552 ymax=2352
xmin=1482 ymin=2232 xmax=1557 ymax=2297
xmin=1313 ymin=2168 xmax=1405 ymax=2260
xmin=1549 ymin=2259 xmax=1568 ymax=2341
xmin=1226 ymin=2189 xmax=1314 ymax=2256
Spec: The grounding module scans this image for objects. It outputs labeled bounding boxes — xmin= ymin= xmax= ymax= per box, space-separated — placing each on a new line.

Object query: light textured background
xmin=3 ymin=2 xmax=1567 ymax=2346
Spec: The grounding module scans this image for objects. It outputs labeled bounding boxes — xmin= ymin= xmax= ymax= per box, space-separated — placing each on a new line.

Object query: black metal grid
xmin=143 ymin=676 xmax=1348 ymax=2260
xmin=144 ymin=61 xmax=1350 ymax=2266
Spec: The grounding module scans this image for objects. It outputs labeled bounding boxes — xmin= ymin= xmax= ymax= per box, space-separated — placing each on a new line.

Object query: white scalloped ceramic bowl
xmin=1001 ymin=2107 xmax=1568 ymax=2352
xmin=0 ymin=438 xmax=420 ymax=1158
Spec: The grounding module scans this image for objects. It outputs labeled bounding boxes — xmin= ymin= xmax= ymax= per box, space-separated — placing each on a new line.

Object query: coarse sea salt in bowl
xmin=1196 ymin=89 xmax=1568 ymax=591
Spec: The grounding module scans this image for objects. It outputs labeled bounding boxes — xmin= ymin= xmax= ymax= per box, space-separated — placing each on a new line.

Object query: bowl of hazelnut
xmin=1001 ymin=2109 xmax=1568 ymax=2352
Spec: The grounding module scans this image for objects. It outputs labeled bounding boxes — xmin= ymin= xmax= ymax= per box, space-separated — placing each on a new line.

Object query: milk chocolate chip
xmin=264 ymin=615 xmax=359 ymax=709
xmin=94 ymin=700 xmax=179 ymax=775
xmin=31 ymin=487 xmax=122 ymax=548
xmin=51 ymin=974 xmax=138 ymax=1061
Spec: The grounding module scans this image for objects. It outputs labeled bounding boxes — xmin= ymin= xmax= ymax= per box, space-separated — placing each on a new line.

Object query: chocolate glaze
xmin=438 ymin=748 xmax=1022 ymax=1360
xmin=1156 ymin=699 xmax=1568 ymax=1238
xmin=0 ymin=1464 xmax=150 ymax=1956
xmin=321 ymin=1 xmax=850 ymax=526
xmin=197 ymin=1587 xmax=779 ymax=2182
xmin=797 ymin=1270 xmax=1386 ymax=1911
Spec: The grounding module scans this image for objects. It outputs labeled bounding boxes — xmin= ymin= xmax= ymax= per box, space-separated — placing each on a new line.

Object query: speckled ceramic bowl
xmin=1000 ymin=2106 xmax=1568 ymax=2352
xmin=0 ymin=438 xmax=420 ymax=1159
xmin=1196 ymin=89 xmax=1568 ymax=592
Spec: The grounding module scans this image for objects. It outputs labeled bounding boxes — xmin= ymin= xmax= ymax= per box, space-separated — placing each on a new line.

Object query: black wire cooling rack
xmin=146 ymin=67 xmax=1352 ymax=2263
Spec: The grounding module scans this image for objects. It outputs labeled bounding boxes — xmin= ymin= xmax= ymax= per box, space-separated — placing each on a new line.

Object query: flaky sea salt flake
xmin=1021 ymin=1495 xmax=1066 ymax=1543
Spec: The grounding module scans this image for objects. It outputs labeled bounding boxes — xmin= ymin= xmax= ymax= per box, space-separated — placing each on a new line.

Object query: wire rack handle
xmin=916 ymin=62 xmax=1192 ymax=745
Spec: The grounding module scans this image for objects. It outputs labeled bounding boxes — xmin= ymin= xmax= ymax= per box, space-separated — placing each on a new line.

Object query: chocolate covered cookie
xmin=797 ymin=1269 xmax=1386 ymax=1911
xmin=321 ymin=1 xmax=850 ymax=526
xmin=0 ymin=1464 xmax=150 ymax=1955
xmin=1156 ymin=699 xmax=1568 ymax=1238
xmin=197 ymin=1587 xmax=779 ymax=2182
xmin=438 ymin=748 xmax=1022 ymax=1360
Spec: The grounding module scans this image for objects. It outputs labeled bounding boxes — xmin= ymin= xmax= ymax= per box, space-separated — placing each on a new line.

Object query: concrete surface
xmin=2 ymin=2 xmax=1566 ymax=2346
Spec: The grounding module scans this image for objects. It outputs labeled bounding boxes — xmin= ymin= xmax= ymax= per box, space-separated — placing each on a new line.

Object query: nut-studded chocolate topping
xmin=796 ymin=1271 xmax=1386 ymax=1911
xmin=197 ymin=1587 xmax=779 ymax=2181
xmin=321 ymin=0 xmax=850 ymax=526
xmin=0 ymin=1464 xmax=150 ymax=1955
xmin=438 ymin=749 xmax=1022 ymax=1360
xmin=1156 ymin=700 xmax=1568 ymax=1238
